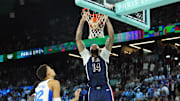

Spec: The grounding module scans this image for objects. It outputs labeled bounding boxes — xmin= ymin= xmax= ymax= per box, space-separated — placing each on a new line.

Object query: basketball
xmin=92 ymin=17 xmax=97 ymax=23
xmin=89 ymin=17 xmax=98 ymax=29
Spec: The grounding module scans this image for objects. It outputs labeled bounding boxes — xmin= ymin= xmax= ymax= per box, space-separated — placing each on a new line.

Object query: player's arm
xmin=76 ymin=16 xmax=86 ymax=53
xmin=105 ymin=17 xmax=114 ymax=51
xmin=76 ymin=16 xmax=91 ymax=65
xmin=69 ymin=89 xmax=81 ymax=101
xmin=50 ymin=80 xmax=61 ymax=101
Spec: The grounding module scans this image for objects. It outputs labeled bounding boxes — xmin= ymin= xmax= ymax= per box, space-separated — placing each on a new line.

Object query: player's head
xmin=36 ymin=64 xmax=56 ymax=80
xmin=90 ymin=44 xmax=100 ymax=56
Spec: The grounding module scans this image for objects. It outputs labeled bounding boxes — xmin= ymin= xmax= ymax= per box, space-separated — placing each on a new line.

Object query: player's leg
xmin=102 ymin=87 xmax=114 ymax=101
xmin=88 ymin=88 xmax=99 ymax=101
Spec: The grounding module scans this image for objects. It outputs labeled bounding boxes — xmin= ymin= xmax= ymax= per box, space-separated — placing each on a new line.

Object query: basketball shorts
xmin=88 ymin=85 xmax=114 ymax=101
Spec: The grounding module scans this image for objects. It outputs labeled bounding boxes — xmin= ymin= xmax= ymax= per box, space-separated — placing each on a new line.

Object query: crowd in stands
xmin=0 ymin=1 xmax=179 ymax=101
xmin=0 ymin=80 xmax=88 ymax=101
xmin=110 ymin=41 xmax=180 ymax=101
xmin=0 ymin=86 xmax=30 ymax=101
xmin=0 ymin=41 xmax=180 ymax=101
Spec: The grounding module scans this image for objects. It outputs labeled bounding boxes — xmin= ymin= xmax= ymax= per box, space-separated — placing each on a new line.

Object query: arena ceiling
xmin=0 ymin=0 xmax=179 ymax=54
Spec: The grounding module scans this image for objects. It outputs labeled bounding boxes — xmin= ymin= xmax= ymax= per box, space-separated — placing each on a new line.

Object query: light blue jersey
xmin=35 ymin=79 xmax=53 ymax=101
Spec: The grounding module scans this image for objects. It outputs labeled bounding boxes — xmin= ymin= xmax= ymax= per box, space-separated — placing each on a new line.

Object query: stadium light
xmin=112 ymin=45 xmax=122 ymax=48
xmin=124 ymin=51 xmax=131 ymax=54
xmin=129 ymin=45 xmax=152 ymax=53
xmin=69 ymin=52 xmax=119 ymax=58
xmin=174 ymin=57 xmax=179 ymax=61
xmin=19 ymin=0 xmax=25 ymax=5
xmin=100 ymin=45 xmax=121 ymax=50
xmin=166 ymin=55 xmax=171 ymax=59
xmin=110 ymin=53 xmax=119 ymax=57
xmin=130 ymin=40 xmax=155 ymax=46
xmin=143 ymin=48 xmax=152 ymax=53
xmin=129 ymin=45 xmax=141 ymax=49
xmin=161 ymin=36 xmax=180 ymax=41
xmin=9 ymin=12 xmax=15 ymax=18
xmin=175 ymin=43 xmax=180 ymax=47
xmin=68 ymin=53 xmax=82 ymax=58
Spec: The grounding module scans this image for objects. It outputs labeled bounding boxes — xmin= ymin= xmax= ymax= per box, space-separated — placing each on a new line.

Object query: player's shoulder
xmin=48 ymin=79 xmax=60 ymax=85
xmin=48 ymin=80 xmax=60 ymax=90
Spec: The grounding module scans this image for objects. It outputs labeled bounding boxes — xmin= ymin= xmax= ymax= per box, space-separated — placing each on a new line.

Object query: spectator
xmin=158 ymin=65 xmax=164 ymax=73
xmin=147 ymin=85 xmax=154 ymax=99
xmin=177 ymin=71 xmax=180 ymax=79
xmin=161 ymin=84 xmax=170 ymax=96
xmin=7 ymin=95 xmax=13 ymax=101
xmin=175 ymin=83 xmax=180 ymax=101
xmin=154 ymin=74 xmax=159 ymax=81
xmin=169 ymin=80 xmax=175 ymax=99
xmin=148 ymin=74 xmax=154 ymax=83
xmin=159 ymin=73 xmax=166 ymax=81
xmin=143 ymin=61 xmax=149 ymax=75
xmin=127 ymin=88 xmax=135 ymax=101
xmin=144 ymin=76 xmax=149 ymax=83
xmin=150 ymin=61 xmax=155 ymax=73
xmin=153 ymin=88 xmax=160 ymax=99
xmin=135 ymin=88 xmax=144 ymax=100
xmin=1 ymin=38 xmax=180 ymax=101
xmin=122 ymin=88 xmax=129 ymax=97
xmin=81 ymin=88 xmax=87 ymax=101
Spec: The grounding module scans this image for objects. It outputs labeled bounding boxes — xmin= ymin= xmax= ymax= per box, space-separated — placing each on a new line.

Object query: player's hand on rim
xmin=105 ymin=15 xmax=109 ymax=22
xmin=81 ymin=15 xmax=86 ymax=22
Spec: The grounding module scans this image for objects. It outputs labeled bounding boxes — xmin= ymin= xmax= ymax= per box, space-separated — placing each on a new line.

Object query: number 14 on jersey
xmin=92 ymin=63 xmax=101 ymax=72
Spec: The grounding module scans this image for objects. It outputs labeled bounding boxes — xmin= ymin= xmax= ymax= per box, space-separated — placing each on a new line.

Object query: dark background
xmin=0 ymin=0 xmax=179 ymax=54
xmin=0 ymin=0 xmax=179 ymax=88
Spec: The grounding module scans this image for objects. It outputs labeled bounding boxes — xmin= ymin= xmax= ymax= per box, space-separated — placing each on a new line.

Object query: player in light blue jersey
xmin=35 ymin=64 xmax=81 ymax=101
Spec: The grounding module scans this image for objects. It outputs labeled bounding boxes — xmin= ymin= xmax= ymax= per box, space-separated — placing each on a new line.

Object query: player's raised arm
xmin=76 ymin=16 xmax=86 ymax=53
xmin=105 ymin=17 xmax=114 ymax=51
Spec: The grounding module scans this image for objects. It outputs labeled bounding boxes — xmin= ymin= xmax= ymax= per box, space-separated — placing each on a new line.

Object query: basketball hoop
xmin=82 ymin=8 xmax=107 ymax=39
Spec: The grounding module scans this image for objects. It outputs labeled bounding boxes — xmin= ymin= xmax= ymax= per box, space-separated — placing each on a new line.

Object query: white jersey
xmin=35 ymin=79 xmax=53 ymax=101
xmin=80 ymin=47 xmax=111 ymax=65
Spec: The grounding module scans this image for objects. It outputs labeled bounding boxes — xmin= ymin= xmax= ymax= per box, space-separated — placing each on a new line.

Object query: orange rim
xmin=82 ymin=8 xmax=104 ymax=17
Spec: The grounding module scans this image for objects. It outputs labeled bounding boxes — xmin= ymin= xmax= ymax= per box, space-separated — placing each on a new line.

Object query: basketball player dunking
xmin=76 ymin=16 xmax=114 ymax=101
xmin=34 ymin=64 xmax=81 ymax=101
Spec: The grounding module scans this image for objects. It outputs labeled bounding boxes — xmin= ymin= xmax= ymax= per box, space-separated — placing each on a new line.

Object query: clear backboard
xmin=75 ymin=0 xmax=151 ymax=30
xmin=75 ymin=0 xmax=180 ymax=30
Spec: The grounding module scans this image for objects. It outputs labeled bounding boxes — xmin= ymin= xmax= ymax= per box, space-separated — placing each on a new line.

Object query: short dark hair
xmin=36 ymin=64 xmax=48 ymax=80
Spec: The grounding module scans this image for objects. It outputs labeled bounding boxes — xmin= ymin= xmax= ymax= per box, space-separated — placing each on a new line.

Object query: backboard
xmin=75 ymin=0 xmax=151 ymax=30
xmin=115 ymin=0 xmax=180 ymax=15
xmin=75 ymin=0 xmax=180 ymax=30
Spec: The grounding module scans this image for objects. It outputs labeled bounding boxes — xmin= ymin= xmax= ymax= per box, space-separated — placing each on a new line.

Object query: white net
xmin=82 ymin=8 xmax=107 ymax=39
xmin=125 ymin=10 xmax=145 ymax=23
